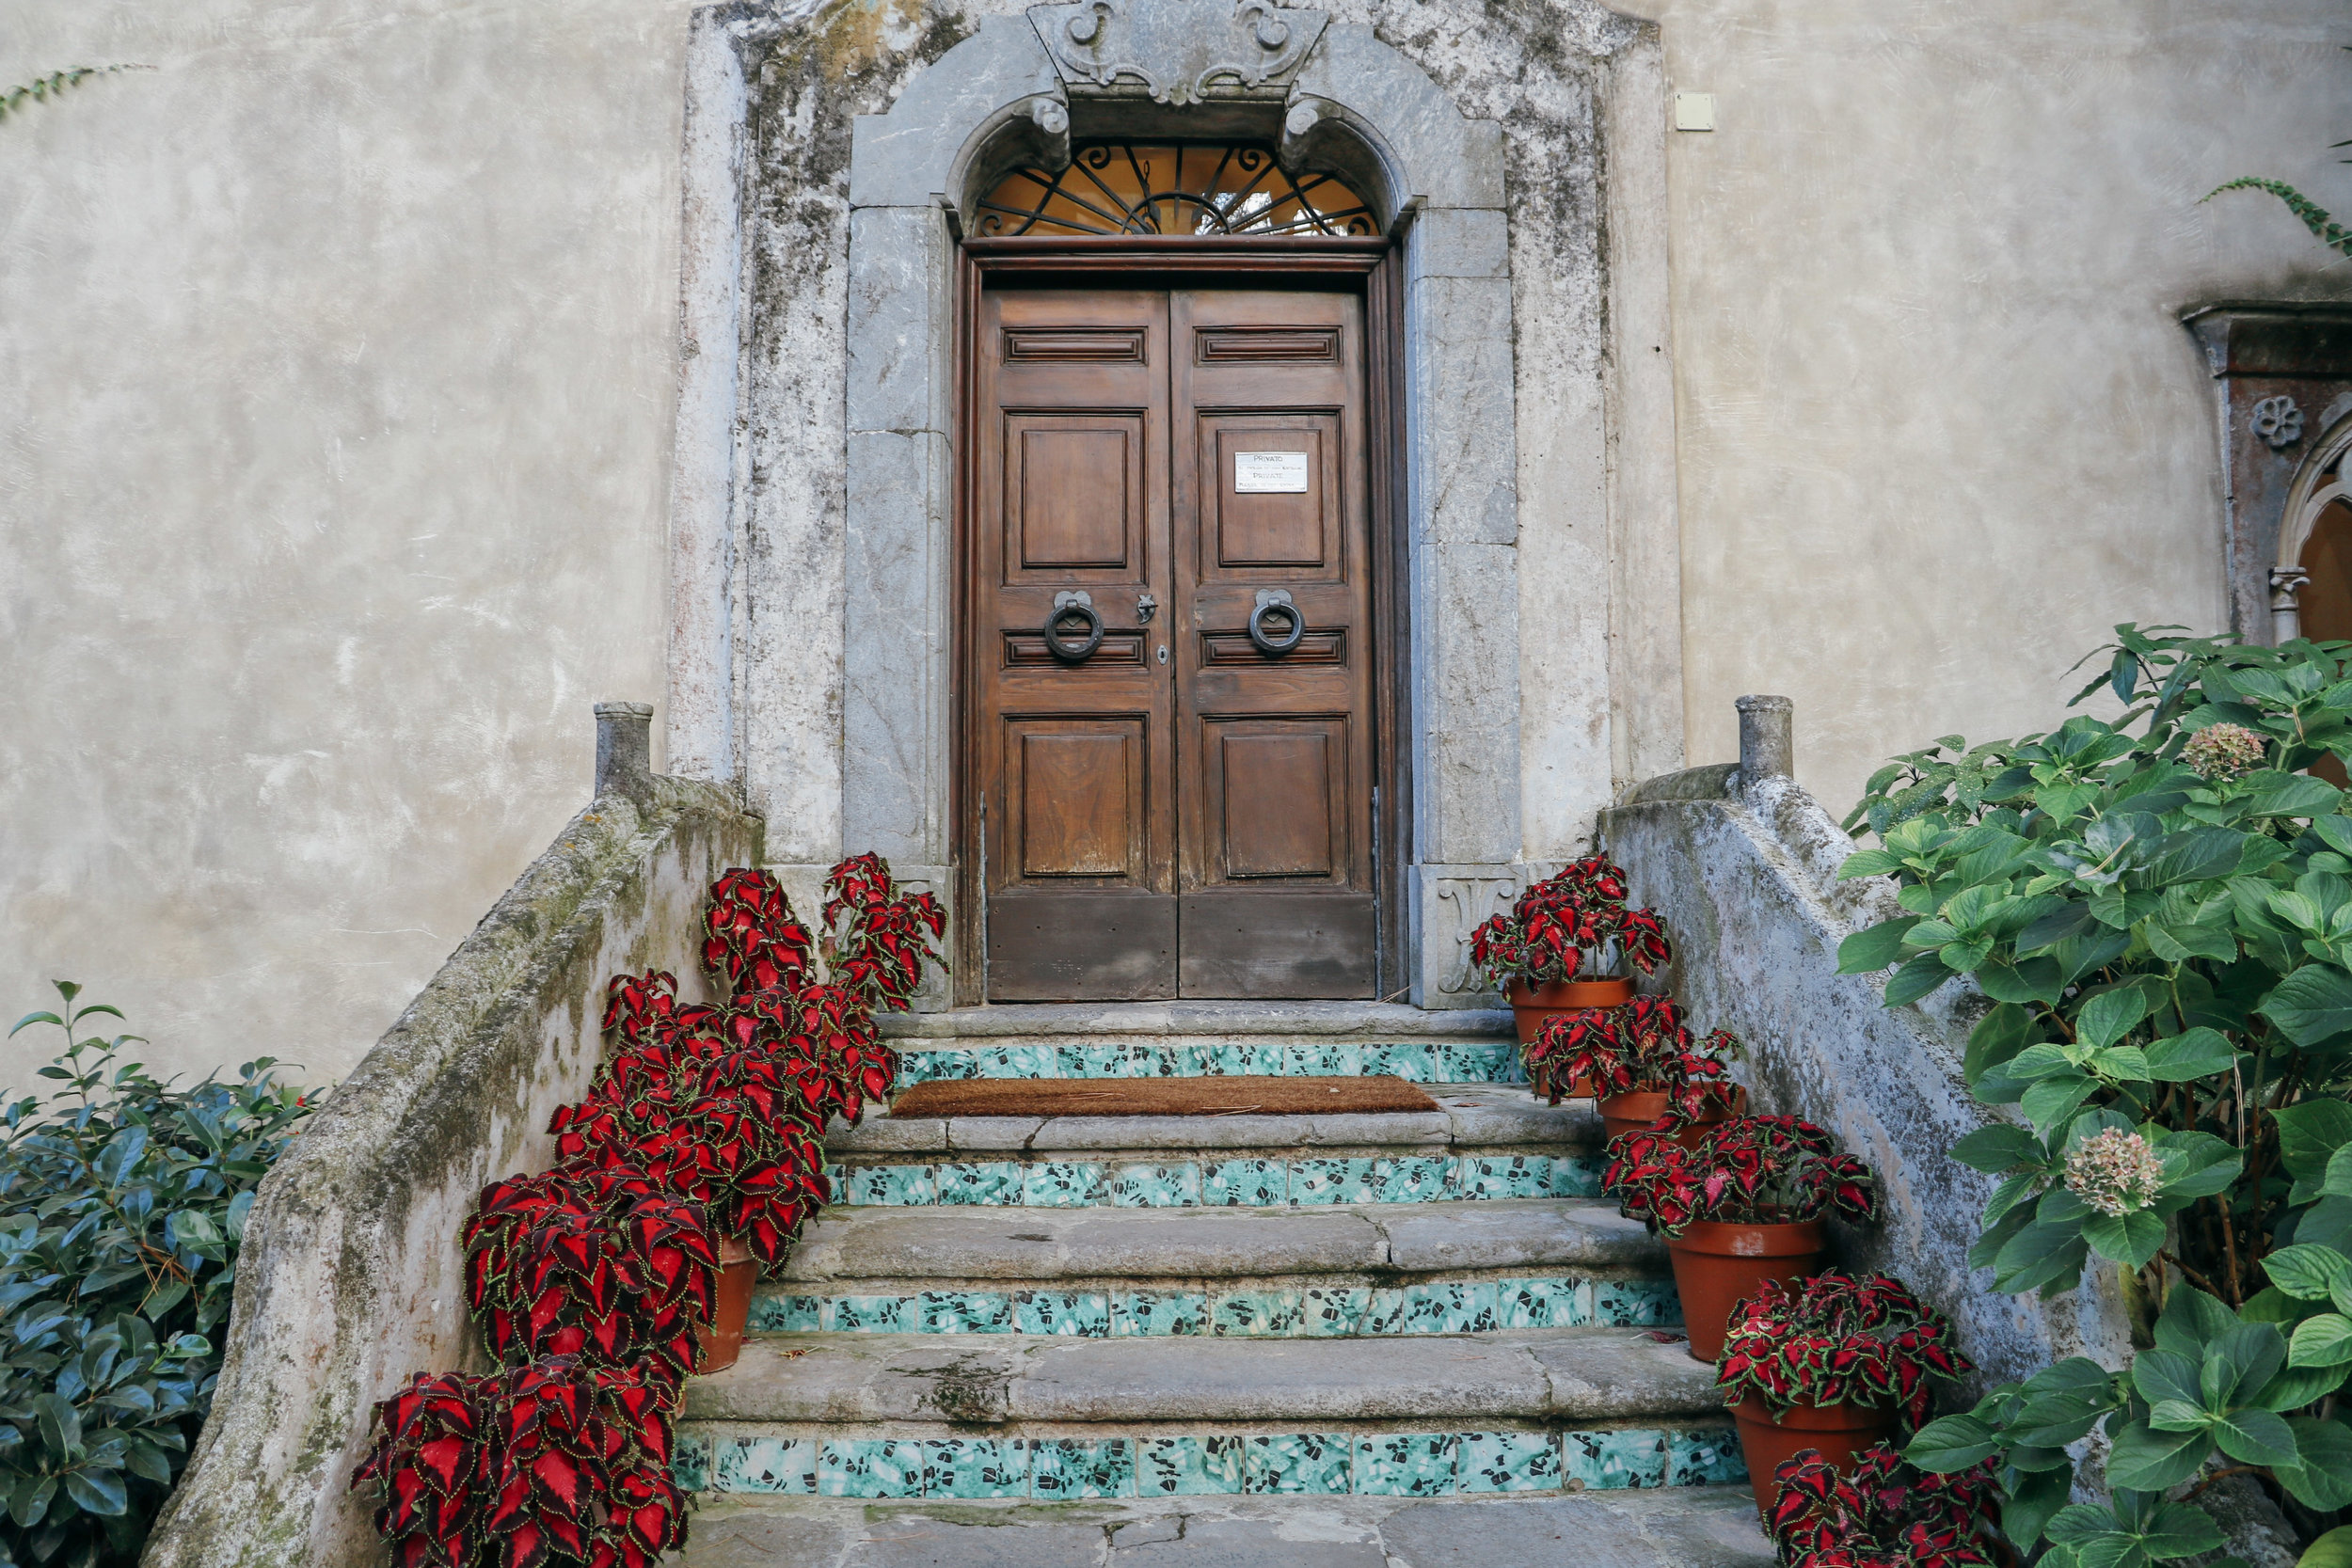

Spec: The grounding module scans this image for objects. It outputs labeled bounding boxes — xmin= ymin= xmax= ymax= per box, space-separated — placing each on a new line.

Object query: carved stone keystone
xmin=1027 ymin=0 xmax=1329 ymax=103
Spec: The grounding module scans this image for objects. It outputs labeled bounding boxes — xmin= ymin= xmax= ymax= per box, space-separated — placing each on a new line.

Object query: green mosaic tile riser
xmin=743 ymin=1278 xmax=1684 ymax=1335
xmin=748 ymin=1278 xmax=1680 ymax=1337
xmin=892 ymin=1039 xmax=1524 ymax=1085
xmin=821 ymin=1152 xmax=1603 ymax=1209
xmin=673 ymin=1426 xmax=1745 ymax=1499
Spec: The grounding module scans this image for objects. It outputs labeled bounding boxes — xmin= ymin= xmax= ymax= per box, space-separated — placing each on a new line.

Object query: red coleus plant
xmin=1526 ymin=996 xmax=1740 ymax=1112
xmin=1604 ymin=1115 xmax=1881 ymax=1239
xmin=1715 ymin=1272 xmax=1973 ymax=1430
xmin=353 ymin=1355 xmax=688 ymax=1568
xmin=1767 ymin=1442 xmax=1998 ymax=1568
xmin=701 ymin=868 xmax=816 ymax=996
xmin=462 ymin=1164 xmax=721 ymax=1380
xmin=1468 ymin=856 xmax=1672 ymax=990
xmin=820 ymin=852 xmax=948 ymax=1012
xmin=551 ymin=1039 xmax=830 ymax=1270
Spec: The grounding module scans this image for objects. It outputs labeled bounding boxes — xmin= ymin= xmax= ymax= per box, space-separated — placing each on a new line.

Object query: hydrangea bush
xmin=1836 ymin=627 xmax=2352 ymax=1563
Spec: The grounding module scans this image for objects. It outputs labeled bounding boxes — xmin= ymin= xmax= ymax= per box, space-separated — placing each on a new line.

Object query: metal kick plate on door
xmin=1233 ymin=451 xmax=1310 ymax=493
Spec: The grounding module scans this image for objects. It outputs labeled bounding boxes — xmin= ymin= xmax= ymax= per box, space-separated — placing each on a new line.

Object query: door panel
xmin=1010 ymin=721 xmax=1145 ymax=879
xmin=1208 ymin=720 xmax=1346 ymax=880
xmin=1171 ymin=291 xmax=1375 ymax=997
xmin=974 ymin=291 xmax=1176 ymax=1000
xmin=969 ymin=285 xmax=1375 ymax=1001
xmin=1009 ymin=417 xmax=1142 ymax=572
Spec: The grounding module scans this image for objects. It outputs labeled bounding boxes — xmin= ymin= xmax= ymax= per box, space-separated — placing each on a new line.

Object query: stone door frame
xmin=664 ymin=0 xmax=1687 ymax=1010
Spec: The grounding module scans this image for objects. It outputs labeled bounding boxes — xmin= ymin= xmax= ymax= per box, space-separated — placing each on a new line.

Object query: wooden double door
xmin=970 ymin=285 xmax=1379 ymax=1000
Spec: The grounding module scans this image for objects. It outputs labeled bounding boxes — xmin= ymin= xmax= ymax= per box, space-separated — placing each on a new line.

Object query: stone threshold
xmin=675 ymin=1489 xmax=1775 ymax=1567
xmin=883 ymin=1002 xmax=1514 ymax=1040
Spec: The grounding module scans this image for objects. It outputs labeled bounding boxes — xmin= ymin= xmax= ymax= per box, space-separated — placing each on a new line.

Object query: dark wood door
xmin=974 ymin=286 xmax=1375 ymax=1000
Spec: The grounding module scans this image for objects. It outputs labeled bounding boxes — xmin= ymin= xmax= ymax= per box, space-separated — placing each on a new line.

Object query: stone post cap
xmin=1735 ymin=694 xmax=1794 ymax=783
xmin=595 ymin=702 xmax=657 ymax=803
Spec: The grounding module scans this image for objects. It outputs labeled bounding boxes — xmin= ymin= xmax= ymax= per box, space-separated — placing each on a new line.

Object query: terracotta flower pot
xmin=1507 ymin=976 xmax=1633 ymax=1044
xmin=1597 ymin=1085 xmax=1745 ymax=1146
xmin=1731 ymin=1397 xmax=1899 ymax=1516
xmin=1665 ymin=1219 xmax=1826 ymax=1364
xmin=694 ymin=1235 xmax=758 ymax=1374
xmin=1509 ymin=978 xmax=1631 ymax=1098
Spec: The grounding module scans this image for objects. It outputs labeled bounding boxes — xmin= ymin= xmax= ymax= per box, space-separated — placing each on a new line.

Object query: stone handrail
xmin=141 ymin=706 xmax=759 ymax=1568
xmin=1598 ymin=699 xmax=2134 ymax=1392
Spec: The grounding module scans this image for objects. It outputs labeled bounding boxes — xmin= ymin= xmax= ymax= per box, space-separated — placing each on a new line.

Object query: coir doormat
xmin=889 ymin=1074 xmax=1440 ymax=1118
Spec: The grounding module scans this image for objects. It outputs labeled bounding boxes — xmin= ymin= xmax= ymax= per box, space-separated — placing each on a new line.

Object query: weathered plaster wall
xmin=1641 ymin=0 xmax=2352 ymax=816
xmin=0 ymin=0 xmax=697 ymax=1091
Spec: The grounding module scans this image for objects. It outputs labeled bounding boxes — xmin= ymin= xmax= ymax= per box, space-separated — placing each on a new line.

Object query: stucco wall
xmin=6 ymin=0 xmax=2350 ymax=1087
xmin=1644 ymin=0 xmax=2352 ymax=812
xmin=0 ymin=0 xmax=697 ymax=1090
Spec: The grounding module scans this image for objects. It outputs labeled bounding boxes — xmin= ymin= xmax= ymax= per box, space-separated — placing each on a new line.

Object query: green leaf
xmin=1836 ymin=916 xmax=1920 ymax=973
xmin=2021 ymin=1073 xmax=2100 ymax=1133
xmin=2105 ymin=1421 xmax=2212 ymax=1492
xmin=2077 ymin=987 xmax=2150 ymax=1050
xmin=2278 ymin=1101 xmax=2352 ymax=1183
xmin=1950 ymin=1123 xmax=2045 ymax=1173
xmin=1884 ymin=950 xmax=1957 ymax=1006
xmin=1994 ymin=1218 xmax=2091 ymax=1294
xmin=2297 ymin=1526 xmax=2352 ymax=1568
xmin=2019 ymin=900 xmax=2098 ymax=955
xmin=2137 ymin=1501 xmax=2227 ymax=1560
xmin=1904 ymin=1413 xmax=2001 ymax=1470
xmin=2265 ymin=1243 xmax=2352 ymax=1302
xmin=2210 ymin=1406 xmax=2298 ymax=1465
xmin=2141 ymin=1028 xmax=2240 ymax=1081
xmin=2276 ymin=1418 xmax=2352 ymax=1510
xmin=1977 ymin=956 xmax=2067 ymax=1004
xmin=2260 ymin=964 xmax=2352 ymax=1045
xmin=2252 ymin=1361 xmax=2346 ymax=1410
xmin=2003 ymin=1463 xmax=2074 ymax=1550
xmin=2289 ymin=1313 xmax=2352 ymax=1368
xmin=61 ymin=1466 xmax=126 ymax=1517
xmin=1837 ymin=848 xmax=1905 ymax=880
xmin=2145 ymin=827 xmax=2255 ymax=886
xmin=2242 ymin=771 xmax=2344 ymax=818
xmin=33 ymin=1392 xmax=82 ymax=1459
xmin=2317 ymin=1143 xmax=2352 ymax=1200
xmin=2084 ymin=1209 xmax=2165 ymax=1266
xmin=2156 ymin=1130 xmax=2242 ymax=1199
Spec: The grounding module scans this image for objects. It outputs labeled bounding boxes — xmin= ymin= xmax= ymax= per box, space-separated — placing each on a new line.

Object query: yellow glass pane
xmin=977 ymin=142 xmax=1375 ymax=237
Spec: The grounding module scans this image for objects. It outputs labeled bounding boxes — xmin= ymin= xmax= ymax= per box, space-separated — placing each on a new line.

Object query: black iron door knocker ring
xmin=1045 ymin=591 xmax=1104 ymax=663
xmin=1248 ymin=589 xmax=1306 ymax=656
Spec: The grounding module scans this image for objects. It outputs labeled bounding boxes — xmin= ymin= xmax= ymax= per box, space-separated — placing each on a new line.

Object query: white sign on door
xmin=1233 ymin=451 xmax=1310 ymax=494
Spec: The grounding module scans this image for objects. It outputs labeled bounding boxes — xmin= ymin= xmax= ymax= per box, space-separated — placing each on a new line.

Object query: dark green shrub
xmin=0 ymin=983 xmax=310 ymax=1568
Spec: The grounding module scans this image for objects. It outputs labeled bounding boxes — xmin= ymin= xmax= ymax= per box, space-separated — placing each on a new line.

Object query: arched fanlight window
xmin=976 ymin=141 xmax=1376 ymax=237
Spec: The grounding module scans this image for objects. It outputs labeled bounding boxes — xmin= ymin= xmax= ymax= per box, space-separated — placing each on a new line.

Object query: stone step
xmin=833 ymin=1085 xmax=1599 ymax=1184
xmin=771 ymin=1199 xmax=1661 ymax=1288
xmin=678 ymin=1490 xmax=1775 ymax=1567
xmin=882 ymin=1002 xmax=1522 ymax=1085
xmin=684 ymin=1328 xmax=1720 ymax=1428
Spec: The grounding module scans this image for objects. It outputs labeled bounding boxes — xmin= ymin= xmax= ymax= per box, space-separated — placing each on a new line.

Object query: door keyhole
xmin=1156 ymin=644 xmax=1169 ymax=665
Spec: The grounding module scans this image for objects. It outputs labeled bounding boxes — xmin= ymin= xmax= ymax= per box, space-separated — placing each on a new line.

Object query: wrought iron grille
xmin=976 ymin=141 xmax=1376 ymax=237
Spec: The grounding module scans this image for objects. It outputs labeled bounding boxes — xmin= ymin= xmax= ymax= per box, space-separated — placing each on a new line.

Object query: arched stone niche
xmin=667 ymin=0 xmax=1686 ymax=1009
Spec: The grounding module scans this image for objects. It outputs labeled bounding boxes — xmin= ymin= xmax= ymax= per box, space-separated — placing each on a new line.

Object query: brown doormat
xmin=890 ymin=1074 xmax=1440 ymax=1118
